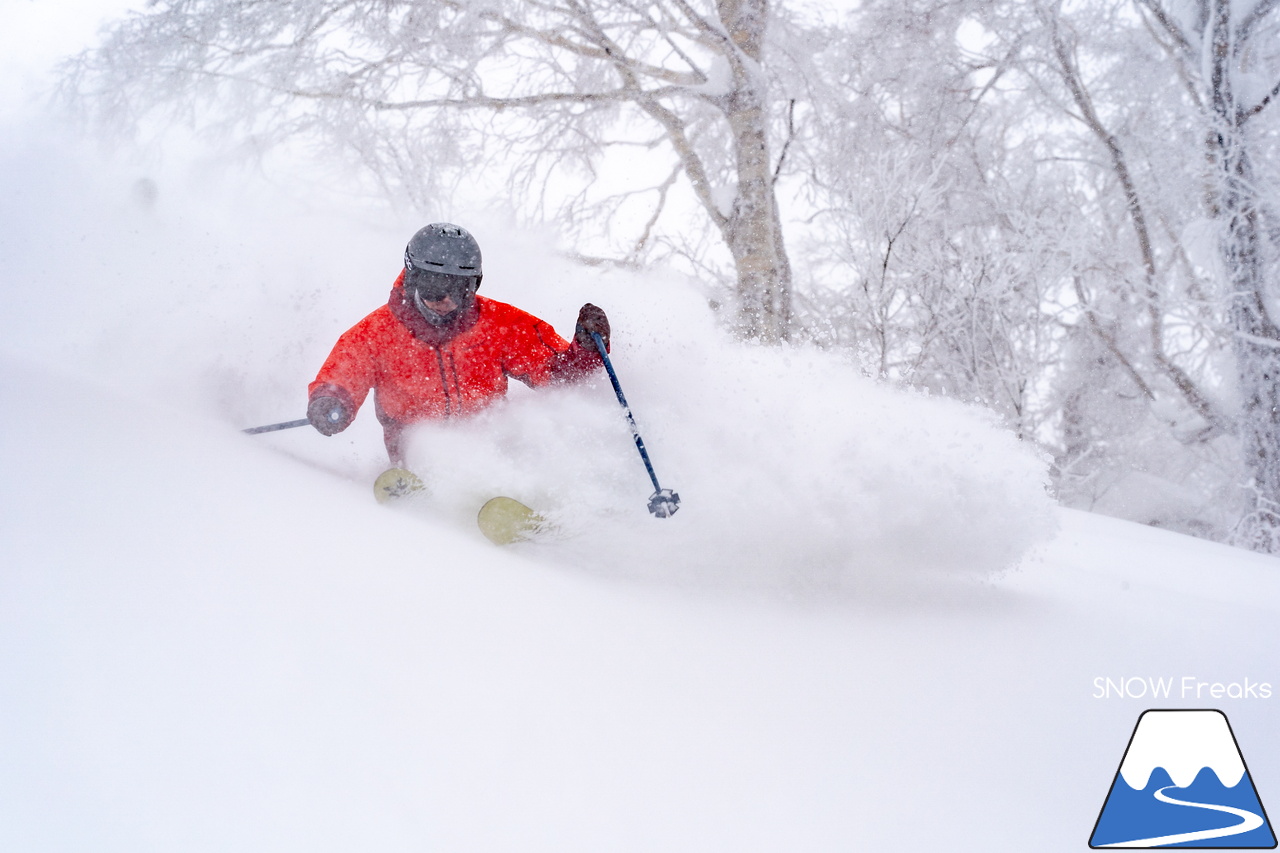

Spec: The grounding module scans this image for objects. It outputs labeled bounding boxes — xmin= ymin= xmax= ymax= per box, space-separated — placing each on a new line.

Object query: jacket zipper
xmin=433 ymin=346 xmax=453 ymax=416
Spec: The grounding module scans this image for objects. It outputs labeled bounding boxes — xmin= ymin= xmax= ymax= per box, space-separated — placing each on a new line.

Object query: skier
xmin=307 ymin=223 xmax=610 ymax=465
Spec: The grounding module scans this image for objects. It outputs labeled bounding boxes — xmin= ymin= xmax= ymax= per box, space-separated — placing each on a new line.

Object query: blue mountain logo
xmin=1090 ymin=709 xmax=1276 ymax=848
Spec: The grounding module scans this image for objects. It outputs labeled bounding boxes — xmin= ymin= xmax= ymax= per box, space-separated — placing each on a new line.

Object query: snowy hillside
xmin=4 ymin=353 xmax=1280 ymax=852
xmin=3 ymin=136 xmax=1280 ymax=852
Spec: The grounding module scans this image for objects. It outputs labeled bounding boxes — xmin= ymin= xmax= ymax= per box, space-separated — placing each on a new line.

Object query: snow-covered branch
xmin=68 ymin=0 xmax=810 ymax=340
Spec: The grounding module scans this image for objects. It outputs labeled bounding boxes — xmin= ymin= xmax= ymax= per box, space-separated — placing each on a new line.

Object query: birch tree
xmin=792 ymin=0 xmax=1073 ymax=439
xmin=1019 ymin=0 xmax=1280 ymax=549
xmin=67 ymin=0 xmax=805 ymax=340
xmin=1147 ymin=0 xmax=1280 ymax=550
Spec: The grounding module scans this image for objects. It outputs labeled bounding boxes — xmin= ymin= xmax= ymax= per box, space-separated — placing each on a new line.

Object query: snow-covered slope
xmin=3 ymin=133 xmax=1279 ymax=853
xmin=3 ymin=353 xmax=1279 ymax=853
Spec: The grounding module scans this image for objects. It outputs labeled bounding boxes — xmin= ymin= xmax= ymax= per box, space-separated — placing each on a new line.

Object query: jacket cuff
xmin=308 ymin=382 xmax=357 ymax=413
xmin=550 ymin=342 xmax=604 ymax=382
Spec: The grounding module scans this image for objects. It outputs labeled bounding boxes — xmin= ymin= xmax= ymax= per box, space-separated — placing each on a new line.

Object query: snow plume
xmin=0 ymin=130 xmax=1054 ymax=594
xmin=403 ymin=273 xmax=1057 ymax=592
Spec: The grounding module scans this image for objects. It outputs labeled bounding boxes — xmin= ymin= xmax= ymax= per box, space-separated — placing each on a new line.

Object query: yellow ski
xmin=477 ymin=496 xmax=545 ymax=545
xmin=373 ymin=468 xmax=426 ymax=504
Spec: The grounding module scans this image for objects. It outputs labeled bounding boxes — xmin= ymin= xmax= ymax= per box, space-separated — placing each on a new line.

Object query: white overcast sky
xmin=0 ymin=0 xmax=140 ymax=121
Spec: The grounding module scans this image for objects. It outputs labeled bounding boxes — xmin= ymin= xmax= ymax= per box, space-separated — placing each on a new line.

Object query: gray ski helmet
xmin=404 ymin=223 xmax=482 ymax=284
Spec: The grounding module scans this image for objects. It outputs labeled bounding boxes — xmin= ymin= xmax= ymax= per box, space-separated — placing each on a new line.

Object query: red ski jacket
xmin=310 ymin=272 xmax=601 ymax=461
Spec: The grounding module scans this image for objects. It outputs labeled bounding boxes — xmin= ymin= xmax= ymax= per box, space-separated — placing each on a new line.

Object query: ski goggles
xmin=404 ymin=267 xmax=478 ymax=303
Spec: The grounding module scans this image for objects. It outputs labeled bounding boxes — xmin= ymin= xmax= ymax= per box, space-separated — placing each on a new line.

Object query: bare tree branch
xmin=1243 ymin=75 xmax=1280 ymax=120
xmin=1236 ymin=0 xmax=1280 ymax=48
xmin=772 ymin=98 xmax=795 ymax=184
xmin=1046 ymin=7 xmax=1231 ymax=431
xmin=1132 ymin=0 xmax=1194 ymax=58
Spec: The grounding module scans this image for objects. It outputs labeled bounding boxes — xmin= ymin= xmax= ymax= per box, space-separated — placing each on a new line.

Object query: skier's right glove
xmin=308 ymin=395 xmax=353 ymax=436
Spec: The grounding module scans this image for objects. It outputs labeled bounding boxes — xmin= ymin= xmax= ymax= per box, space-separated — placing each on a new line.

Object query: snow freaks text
xmin=1093 ymin=677 xmax=1273 ymax=701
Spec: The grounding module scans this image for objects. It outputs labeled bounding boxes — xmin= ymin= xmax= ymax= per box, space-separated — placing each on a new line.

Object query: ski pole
xmin=590 ymin=331 xmax=680 ymax=518
xmin=242 ymin=418 xmax=310 ymax=435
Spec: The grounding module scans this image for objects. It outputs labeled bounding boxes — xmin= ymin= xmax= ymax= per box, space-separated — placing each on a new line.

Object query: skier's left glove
xmin=574 ymin=303 xmax=610 ymax=352
xmin=308 ymin=394 xmax=353 ymax=436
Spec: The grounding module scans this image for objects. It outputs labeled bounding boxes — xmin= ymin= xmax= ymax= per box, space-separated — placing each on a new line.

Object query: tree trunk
xmin=1220 ymin=149 xmax=1280 ymax=549
xmin=718 ymin=0 xmax=793 ymax=342
xmin=1207 ymin=1 xmax=1280 ymax=550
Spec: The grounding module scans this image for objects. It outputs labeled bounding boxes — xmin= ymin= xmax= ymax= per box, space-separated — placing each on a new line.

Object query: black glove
xmin=574 ymin=303 xmax=610 ymax=352
xmin=307 ymin=395 xmax=353 ymax=436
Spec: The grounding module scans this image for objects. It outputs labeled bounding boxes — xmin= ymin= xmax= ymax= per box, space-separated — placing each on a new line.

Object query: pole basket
xmin=647 ymin=489 xmax=681 ymax=518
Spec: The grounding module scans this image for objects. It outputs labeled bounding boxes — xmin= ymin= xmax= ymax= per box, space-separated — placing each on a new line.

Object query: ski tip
xmin=373 ymin=468 xmax=426 ymax=504
xmin=477 ymin=496 xmax=544 ymax=545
